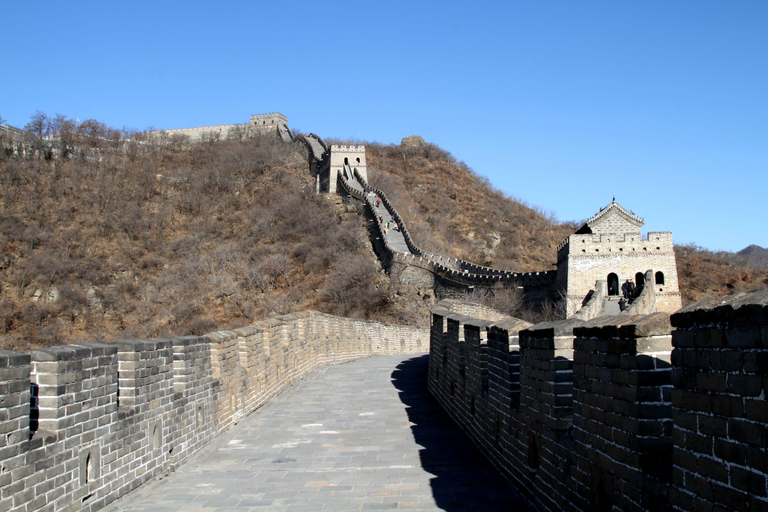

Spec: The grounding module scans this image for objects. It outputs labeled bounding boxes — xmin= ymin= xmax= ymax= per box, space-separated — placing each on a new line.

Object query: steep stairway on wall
xmin=336 ymin=162 xmax=557 ymax=294
xmin=601 ymin=296 xmax=622 ymax=316
xmin=340 ymin=165 xmax=411 ymax=255
xmin=278 ymin=124 xmax=293 ymax=142
xmin=306 ymin=135 xmax=326 ymax=160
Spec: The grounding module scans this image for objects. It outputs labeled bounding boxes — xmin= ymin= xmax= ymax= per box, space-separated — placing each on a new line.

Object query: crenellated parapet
xmin=0 ymin=312 xmax=428 ymax=512
xmin=154 ymin=112 xmax=290 ymax=142
xmin=428 ymin=289 xmax=768 ymax=511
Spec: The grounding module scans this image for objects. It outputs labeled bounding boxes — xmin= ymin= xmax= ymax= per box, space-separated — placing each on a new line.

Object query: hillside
xmin=737 ymin=244 xmax=768 ymax=269
xmin=1 ymin=121 xmax=766 ymax=349
xmin=0 ymin=131 xmax=399 ymax=349
xmin=675 ymin=244 xmax=768 ymax=305
xmin=353 ymin=137 xmax=575 ymax=271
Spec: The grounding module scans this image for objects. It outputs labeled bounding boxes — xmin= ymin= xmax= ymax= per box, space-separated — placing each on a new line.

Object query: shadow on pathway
xmin=391 ymin=355 xmax=531 ymax=512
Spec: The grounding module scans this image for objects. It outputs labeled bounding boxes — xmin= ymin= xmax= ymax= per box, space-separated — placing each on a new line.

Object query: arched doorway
xmin=607 ymin=273 xmax=619 ymax=296
xmin=655 ymin=271 xmax=665 ymax=285
xmin=634 ymin=272 xmax=645 ymax=298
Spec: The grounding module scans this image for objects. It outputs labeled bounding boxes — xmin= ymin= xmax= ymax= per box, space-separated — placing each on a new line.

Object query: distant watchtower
xmin=556 ymin=200 xmax=682 ymax=317
xmin=319 ymin=145 xmax=368 ymax=194
xmin=249 ymin=113 xmax=289 ymax=134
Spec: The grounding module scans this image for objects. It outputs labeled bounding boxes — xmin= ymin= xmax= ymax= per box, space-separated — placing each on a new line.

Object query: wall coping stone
xmin=0 ymin=350 xmax=31 ymax=366
xmin=257 ymin=318 xmax=284 ymax=329
xmin=233 ymin=326 xmax=261 ymax=337
xmin=491 ymin=318 xmax=532 ymax=333
xmin=671 ymin=289 xmax=768 ymax=328
xmin=521 ymin=318 xmax=585 ymax=338
xmin=205 ymin=330 xmax=238 ymax=343
xmin=113 ymin=338 xmax=173 ymax=351
xmin=570 ymin=313 xmax=672 ymax=340
xmin=446 ymin=313 xmax=473 ymax=323
xmin=465 ymin=319 xmax=495 ymax=330
xmin=618 ymin=312 xmax=672 ymax=338
xmin=27 ymin=345 xmax=95 ymax=361
xmin=170 ymin=335 xmax=208 ymax=347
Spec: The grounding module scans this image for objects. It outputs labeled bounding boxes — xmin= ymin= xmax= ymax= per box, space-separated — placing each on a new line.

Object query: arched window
xmin=655 ymin=271 xmax=665 ymax=285
xmin=635 ymin=272 xmax=645 ymax=287
xmin=344 ymin=157 xmax=349 ymax=165
xmin=356 ymin=157 xmax=361 ymax=163
xmin=607 ymin=273 xmax=619 ymax=296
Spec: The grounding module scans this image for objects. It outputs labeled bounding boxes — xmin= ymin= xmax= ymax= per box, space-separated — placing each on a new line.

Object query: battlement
xmin=428 ymin=289 xmax=768 ymax=511
xmin=153 ymin=113 xmax=289 ymax=142
xmin=164 ymin=123 xmax=247 ymax=134
xmin=249 ymin=112 xmax=288 ymax=126
xmin=558 ymin=231 xmax=674 ymax=260
xmin=0 ymin=311 xmax=428 ymax=512
xmin=330 ymin=144 xmax=366 ymax=153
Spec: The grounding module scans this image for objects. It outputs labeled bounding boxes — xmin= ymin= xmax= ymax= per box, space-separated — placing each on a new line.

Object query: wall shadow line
xmin=391 ymin=354 xmax=532 ymax=512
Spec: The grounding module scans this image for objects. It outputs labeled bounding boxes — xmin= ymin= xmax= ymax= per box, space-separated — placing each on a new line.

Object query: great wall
xmin=0 ymin=113 xmax=765 ymax=511
xmin=429 ymin=290 xmax=768 ymax=511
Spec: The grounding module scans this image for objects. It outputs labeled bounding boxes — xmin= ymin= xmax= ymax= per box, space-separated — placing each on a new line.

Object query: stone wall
xmin=0 ymin=311 xmax=428 ymax=512
xmin=158 ymin=112 xmax=289 ymax=142
xmin=428 ymin=290 xmax=768 ymax=512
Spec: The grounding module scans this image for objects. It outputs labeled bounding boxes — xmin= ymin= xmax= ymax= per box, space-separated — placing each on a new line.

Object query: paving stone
xmin=103 ymin=354 xmax=531 ymax=511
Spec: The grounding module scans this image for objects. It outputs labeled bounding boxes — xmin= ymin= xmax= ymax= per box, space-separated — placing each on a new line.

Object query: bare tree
xmin=25 ymin=111 xmax=51 ymax=139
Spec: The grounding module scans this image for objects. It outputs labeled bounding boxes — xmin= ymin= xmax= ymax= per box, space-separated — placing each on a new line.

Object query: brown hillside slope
xmin=0 ymin=133 xmax=395 ymax=349
xmin=362 ymin=141 xmax=575 ymax=271
xmin=2 ymin=123 xmax=765 ymax=349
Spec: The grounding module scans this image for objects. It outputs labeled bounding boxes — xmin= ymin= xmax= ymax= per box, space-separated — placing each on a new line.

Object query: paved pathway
xmin=105 ymin=354 xmax=530 ymax=512
xmin=306 ymin=136 xmax=326 ymax=160
xmin=368 ymin=194 xmax=410 ymax=255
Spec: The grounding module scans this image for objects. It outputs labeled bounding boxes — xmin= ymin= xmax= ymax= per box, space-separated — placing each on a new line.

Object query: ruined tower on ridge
xmin=158 ymin=112 xmax=290 ymax=142
xmin=556 ymin=199 xmax=682 ymax=318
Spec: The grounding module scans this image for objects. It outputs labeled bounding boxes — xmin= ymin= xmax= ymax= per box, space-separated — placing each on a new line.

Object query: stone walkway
xmin=369 ymin=194 xmax=410 ymax=255
xmin=104 ymin=354 xmax=530 ymax=511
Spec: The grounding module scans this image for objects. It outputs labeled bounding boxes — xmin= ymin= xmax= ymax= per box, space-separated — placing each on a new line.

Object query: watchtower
xmin=249 ymin=112 xmax=289 ymax=135
xmin=556 ymin=200 xmax=682 ymax=317
xmin=326 ymin=145 xmax=368 ymax=194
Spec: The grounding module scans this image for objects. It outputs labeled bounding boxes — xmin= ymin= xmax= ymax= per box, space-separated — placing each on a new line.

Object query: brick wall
xmin=0 ymin=311 xmax=428 ymax=512
xmin=428 ymin=289 xmax=768 ymax=512
xmin=669 ymin=291 xmax=768 ymax=511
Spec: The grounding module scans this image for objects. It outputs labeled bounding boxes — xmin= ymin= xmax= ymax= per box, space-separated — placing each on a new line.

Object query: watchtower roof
xmin=575 ymin=199 xmax=644 ymax=235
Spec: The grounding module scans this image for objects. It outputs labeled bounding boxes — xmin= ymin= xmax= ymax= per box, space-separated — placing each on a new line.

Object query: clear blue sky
xmin=1 ymin=1 xmax=765 ymax=252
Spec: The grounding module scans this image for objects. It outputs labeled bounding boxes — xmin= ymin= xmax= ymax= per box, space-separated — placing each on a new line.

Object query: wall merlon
xmin=0 ymin=309 xmax=430 ymax=512
xmin=430 ymin=291 xmax=767 ymax=511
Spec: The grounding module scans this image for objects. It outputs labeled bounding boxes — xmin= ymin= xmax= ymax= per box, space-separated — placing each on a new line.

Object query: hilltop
xmin=1 ymin=120 xmax=766 ymax=349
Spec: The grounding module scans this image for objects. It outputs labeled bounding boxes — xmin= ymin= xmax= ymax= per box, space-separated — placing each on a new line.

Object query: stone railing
xmin=0 ymin=311 xmax=428 ymax=512
xmin=428 ymin=289 xmax=768 ymax=511
xmin=573 ymin=279 xmax=607 ymax=320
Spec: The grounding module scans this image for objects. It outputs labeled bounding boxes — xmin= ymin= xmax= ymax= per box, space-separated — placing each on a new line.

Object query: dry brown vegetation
xmin=360 ymin=140 xmax=576 ymax=271
xmin=2 ymin=117 xmax=764 ymax=350
xmin=675 ymin=244 xmax=768 ymax=306
xmin=0 ymin=126 xmax=396 ymax=350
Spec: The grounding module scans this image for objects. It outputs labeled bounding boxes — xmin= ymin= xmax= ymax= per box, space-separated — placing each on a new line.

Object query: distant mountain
xmin=737 ymin=245 xmax=768 ymax=269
